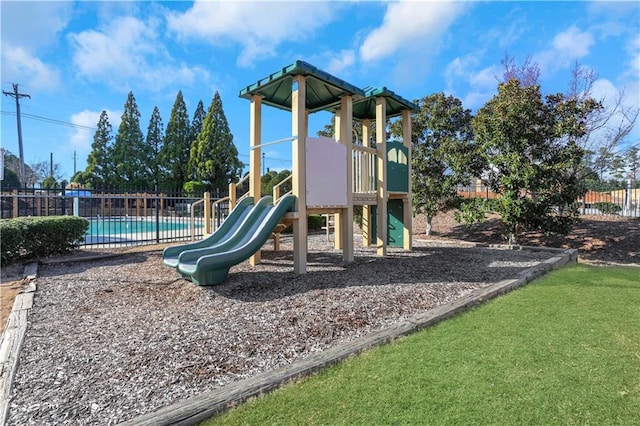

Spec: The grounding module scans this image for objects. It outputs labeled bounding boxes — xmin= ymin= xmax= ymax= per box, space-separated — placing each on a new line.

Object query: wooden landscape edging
xmin=120 ymin=248 xmax=578 ymax=426
xmin=0 ymin=262 xmax=38 ymax=426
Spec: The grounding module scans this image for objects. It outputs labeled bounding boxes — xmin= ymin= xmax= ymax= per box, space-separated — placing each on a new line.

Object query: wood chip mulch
xmin=7 ymin=235 xmax=560 ymax=425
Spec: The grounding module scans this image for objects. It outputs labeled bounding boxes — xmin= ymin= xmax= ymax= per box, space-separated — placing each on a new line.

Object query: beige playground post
xmin=292 ymin=75 xmax=308 ymax=274
xmin=402 ymin=108 xmax=413 ymax=250
xmin=339 ymin=95 xmax=354 ymax=262
xmin=361 ymin=118 xmax=372 ymax=246
xmin=376 ymin=97 xmax=388 ymax=256
xmin=249 ymin=94 xmax=263 ymax=265
xmin=333 ymin=113 xmax=343 ymax=250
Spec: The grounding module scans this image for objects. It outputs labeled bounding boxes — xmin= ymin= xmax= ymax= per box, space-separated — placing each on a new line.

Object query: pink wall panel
xmin=306 ymin=137 xmax=348 ymax=207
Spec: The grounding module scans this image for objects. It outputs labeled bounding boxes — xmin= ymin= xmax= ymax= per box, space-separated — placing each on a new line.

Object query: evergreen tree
xmin=145 ymin=106 xmax=164 ymax=188
xmin=190 ymin=100 xmax=206 ymax=145
xmin=112 ymin=92 xmax=147 ymax=190
xmin=159 ymin=91 xmax=191 ymax=191
xmin=188 ymin=100 xmax=206 ymax=180
xmin=85 ymin=110 xmax=114 ymax=188
xmin=190 ymin=91 xmax=242 ymax=194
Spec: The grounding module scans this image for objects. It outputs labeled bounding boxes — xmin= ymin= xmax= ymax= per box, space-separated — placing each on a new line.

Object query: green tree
xmin=159 ymin=91 xmax=191 ymax=191
xmin=1 ymin=149 xmax=35 ymax=187
xmin=112 ymin=91 xmax=148 ymax=190
xmin=1 ymin=166 xmax=20 ymax=189
xmin=190 ymin=101 xmax=206 ymax=144
xmin=261 ymin=169 xmax=292 ymax=196
xmin=465 ymin=79 xmax=599 ymax=244
xmin=41 ymin=176 xmax=58 ymax=189
xmin=85 ymin=110 xmax=114 ymax=188
xmin=190 ymin=91 xmax=243 ymax=194
xmin=145 ymin=106 xmax=164 ymax=188
xmin=391 ymin=93 xmax=481 ymax=235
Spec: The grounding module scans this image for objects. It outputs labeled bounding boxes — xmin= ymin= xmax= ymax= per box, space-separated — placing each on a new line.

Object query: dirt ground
xmin=413 ymin=211 xmax=639 ymax=265
xmin=1 ymin=212 xmax=638 ymax=333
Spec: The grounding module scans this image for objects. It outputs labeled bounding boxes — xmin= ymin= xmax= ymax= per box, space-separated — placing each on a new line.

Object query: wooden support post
xmin=376 ymin=98 xmax=388 ymax=256
xmin=340 ymin=95 xmax=354 ymax=262
xmin=229 ymin=182 xmax=236 ymax=210
xmin=204 ymin=191 xmax=211 ymax=235
xmin=333 ymin=112 xmax=343 ymax=250
xmin=249 ymin=94 xmax=263 ymax=265
xmin=292 ymin=75 xmax=308 ymax=274
xmin=402 ymin=109 xmax=413 ymax=250
xmin=12 ymin=190 xmax=17 ymax=218
xmin=362 ymin=118 xmax=372 ymax=246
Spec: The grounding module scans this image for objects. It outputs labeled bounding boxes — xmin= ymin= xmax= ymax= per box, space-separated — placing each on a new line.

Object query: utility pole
xmin=72 ymin=151 xmax=78 ymax=176
xmin=3 ymin=83 xmax=30 ymax=185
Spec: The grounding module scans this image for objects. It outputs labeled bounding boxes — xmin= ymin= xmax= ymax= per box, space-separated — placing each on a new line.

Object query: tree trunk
xmin=425 ymin=215 xmax=433 ymax=236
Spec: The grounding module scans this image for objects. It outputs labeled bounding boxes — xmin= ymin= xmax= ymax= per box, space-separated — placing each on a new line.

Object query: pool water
xmin=86 ymin=218 xmax=199 ymax=236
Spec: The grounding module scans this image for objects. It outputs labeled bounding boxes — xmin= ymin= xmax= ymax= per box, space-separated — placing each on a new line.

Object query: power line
xmin=1 ymin=110 xmax=96 ymax=131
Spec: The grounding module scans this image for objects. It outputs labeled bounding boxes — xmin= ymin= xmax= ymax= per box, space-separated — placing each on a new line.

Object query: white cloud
xmin=325 ymin=50 xmax=356 ymax=76
xmin=0 ymin=2 xmax=71 ymax=93
xmin=70 ymin=109 xmax=121 ymax=153
xmin=69 ymin=16 xmax=210 ymax=92
xmin=552 ymin=26 xmax=594 ymax=59
xmin=166 ymin=1 xmax=337 ymax=67
xmin=536 ymin=26 xmax=595 ymax=74
xmin=625 ymin=35 xmax=640 ymax=79
xmin=359 ymin=1 xmax=466 ymax=62
xmin=444 ymin=52 xmax=500 ymax=109
xmin=1 ymin=2 xmax=72 ymax=50
xmin=1 ymin=46 xmax=61 ymax=92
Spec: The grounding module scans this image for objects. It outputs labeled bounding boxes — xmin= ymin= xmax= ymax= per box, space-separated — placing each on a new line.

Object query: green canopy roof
xmin=349 ymin=87 xmax=418 ymax=120
xmin=239 ymin=60 xmax=365 ymax=113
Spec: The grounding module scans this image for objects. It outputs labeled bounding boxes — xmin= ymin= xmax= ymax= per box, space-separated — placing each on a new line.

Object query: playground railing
xmin=352 ymin=145 xmax=377 ymax=195
xmin=229 ymin=173 xmax=250 ymax=209
xmin=273 ymin=175 xmax=293 ymax=204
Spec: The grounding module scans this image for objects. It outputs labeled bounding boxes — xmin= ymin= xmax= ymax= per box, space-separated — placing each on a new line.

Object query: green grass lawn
xmin=205 ymin=265 xmax=640 ymax=425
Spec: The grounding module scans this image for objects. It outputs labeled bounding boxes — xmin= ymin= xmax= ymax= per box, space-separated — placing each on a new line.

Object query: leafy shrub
xmin=279 ymin=214 xmax=326 ymax=234
xmin=1 ymin=216 xmax=89 ymax=265
xmin=183 ymin=180 xmax=206 ymax=196
xmin=592 ymin=202 xmax=622 ymax=215
xmin=307 ymin=214 xmax=324 ymax=231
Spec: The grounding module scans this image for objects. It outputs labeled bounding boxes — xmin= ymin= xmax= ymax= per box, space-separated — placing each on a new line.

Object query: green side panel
xmin=387 ymin=199 xmax=404 ymax=247
xmin=387 ymin=142 xmax=409 ymax=193
xmin=370 ymin=201 xmax=403 ymax=247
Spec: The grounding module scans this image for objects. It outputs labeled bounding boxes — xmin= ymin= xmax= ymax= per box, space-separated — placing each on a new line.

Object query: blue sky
xmin=1 ymin=1 xmax=639 ymax=182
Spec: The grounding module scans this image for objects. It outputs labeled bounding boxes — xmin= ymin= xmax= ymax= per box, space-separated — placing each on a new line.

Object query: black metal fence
xmin=0 ymin=186 xmax=232 ymax=249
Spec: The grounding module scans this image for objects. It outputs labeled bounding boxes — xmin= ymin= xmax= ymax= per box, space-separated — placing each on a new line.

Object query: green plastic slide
xmin=177 ymin=194 xmax=296 ymax=285
xmin=162 ymin=197 xmax=254 ymax=268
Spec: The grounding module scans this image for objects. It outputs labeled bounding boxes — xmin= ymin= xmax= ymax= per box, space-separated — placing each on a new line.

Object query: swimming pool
xmin=85 ymin=217 xmax=200 ymax=236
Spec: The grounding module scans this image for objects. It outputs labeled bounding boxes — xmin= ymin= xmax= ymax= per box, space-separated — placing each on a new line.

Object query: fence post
xmin=155 ymin=185 xmax=160 ymax=243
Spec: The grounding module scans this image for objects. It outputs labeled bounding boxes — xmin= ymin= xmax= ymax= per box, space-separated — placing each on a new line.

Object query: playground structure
xmin=163 ymin=60 xmax=416 ymax=284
